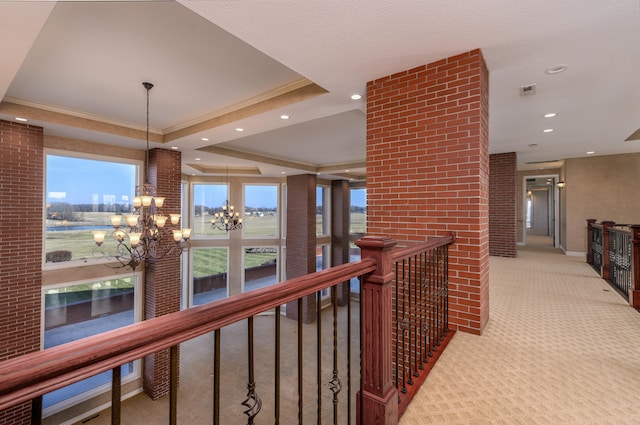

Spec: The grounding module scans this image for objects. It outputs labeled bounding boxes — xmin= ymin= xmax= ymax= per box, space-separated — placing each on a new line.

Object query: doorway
xmin=524 ymin=175 xmax=560 ymax=248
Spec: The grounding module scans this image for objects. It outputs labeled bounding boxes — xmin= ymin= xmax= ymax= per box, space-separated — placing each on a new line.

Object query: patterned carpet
xmin=400 ymin=244 xmax=640 ymax=425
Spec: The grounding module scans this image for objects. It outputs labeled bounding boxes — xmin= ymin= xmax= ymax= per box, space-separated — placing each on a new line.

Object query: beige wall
xmin=564 ymin=153 xmax=640 ymax=253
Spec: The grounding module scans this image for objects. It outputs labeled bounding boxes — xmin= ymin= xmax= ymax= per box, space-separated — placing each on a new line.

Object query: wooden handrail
xmin=391 ymin=233 xmax=456 ymax=263
xmin=0 ymin=258 xmax=377 ymax=411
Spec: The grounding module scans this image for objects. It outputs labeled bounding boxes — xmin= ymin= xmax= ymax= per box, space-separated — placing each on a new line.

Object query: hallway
xmin=54 ymin=244 xmax=640 ymax=424
xmin=400 ymin=244 xmax=640 ymax=424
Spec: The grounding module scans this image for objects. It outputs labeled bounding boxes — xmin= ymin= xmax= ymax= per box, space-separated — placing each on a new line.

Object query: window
xmin=43 ymin=275 xmax=139 ymax=414
xmin=244 ymin=185 xmax=278 ymax=237
xmin=316 ymin=244 xmax=331 ymax=298
xmin=45 ymin=153 xmax=137 ymax=266
xmin=350 ymin=188 xmax=366 ymax=234
xmin=193 ymin=184 xmax=228 ymax=237
xmin=316 ymin=186 xmax=330 ymax=236
xmin=192 ymin=248 xmax=228 ymax=305
xmin=244 ymin=247 xmax=278 ymax=292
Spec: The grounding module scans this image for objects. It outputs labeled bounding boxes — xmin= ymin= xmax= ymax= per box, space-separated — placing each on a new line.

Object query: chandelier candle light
xmin=211 ymin=200 xmax=243 ymax=232
xmin=92 ymin=82 xmax=191 ymax=269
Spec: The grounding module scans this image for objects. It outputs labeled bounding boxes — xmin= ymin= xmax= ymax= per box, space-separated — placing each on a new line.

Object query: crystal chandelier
xmin=92 ymin=82 xmax=191 ymax=270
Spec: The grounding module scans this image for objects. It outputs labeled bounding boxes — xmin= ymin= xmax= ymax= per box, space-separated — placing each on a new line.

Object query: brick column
xmin=367 ymin=49 xmax=490 ymax=334
xmin=331 ymin=179 xmax=350 ymax=305
xmin=143 ymin=148 xmax=182 ymax=399
xmin=286 ymin=174 xmax=317 ymax=322
xmin=0 ymin=120 xmax=43 ymax=424
xmin=489 ymin=152 xmax=517 ymax=257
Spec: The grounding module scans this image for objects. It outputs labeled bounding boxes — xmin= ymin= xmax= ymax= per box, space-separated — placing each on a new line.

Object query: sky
xmin=47 ymin=155 xmax=367 ymax=208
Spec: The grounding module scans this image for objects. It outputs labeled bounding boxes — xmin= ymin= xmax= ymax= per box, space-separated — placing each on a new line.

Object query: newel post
xmin=586 ymin=219 xmax=597 ymax=265
xmin=601 ymin=221 xmax=615 ymax=280
xmin=355 ymin=236 xmax=399 ymax=425
xmin=629 ymin=225 xmax=640 ymax=308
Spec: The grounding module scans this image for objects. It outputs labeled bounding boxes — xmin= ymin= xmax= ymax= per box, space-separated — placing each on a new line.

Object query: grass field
xmin=45 ymin=212 xmax=367 ymax=263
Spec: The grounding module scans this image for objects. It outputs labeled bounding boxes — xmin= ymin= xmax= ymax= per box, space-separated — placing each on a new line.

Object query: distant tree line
xmin=47 ymin=202 xmax=132 ymax=220
xmin=194 ymin=205 xmax=277 ymax=216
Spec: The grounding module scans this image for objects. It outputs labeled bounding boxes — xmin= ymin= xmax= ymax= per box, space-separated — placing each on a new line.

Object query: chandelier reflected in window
xmin=211 ymin=166 xmax=243 ymax=232
xmin=92 ymin=82 xmax=191 ymax=270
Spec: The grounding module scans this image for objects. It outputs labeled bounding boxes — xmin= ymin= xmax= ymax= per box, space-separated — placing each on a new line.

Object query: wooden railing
xmin=587 ymin=220 xmax=640 ymax=308
xmin=0 ymin=235 xmax=455 ymax=425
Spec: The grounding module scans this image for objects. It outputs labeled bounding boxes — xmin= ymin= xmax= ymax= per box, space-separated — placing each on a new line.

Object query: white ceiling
xmin=1 ymin=0 xmax=639 ymax=179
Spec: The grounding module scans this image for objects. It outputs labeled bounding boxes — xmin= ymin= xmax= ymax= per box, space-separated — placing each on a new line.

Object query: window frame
xmin=43 ymin=149 xmax=142 ymax=271
xmin=40 ymin=271 xmax=142 ymax=417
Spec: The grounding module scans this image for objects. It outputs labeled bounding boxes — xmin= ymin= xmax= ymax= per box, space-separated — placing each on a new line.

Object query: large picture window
xmin=316 ymin=186 xmax=330 ymax=236
xmin=192 ymin=248 xmax=228 ymax=305
xmin=45 ymin=153 xmax=137 ymax=265
xmin=193 ymin=184 xmax=228 ymax=237
xmin=244 ymin=185 xmax=278 ymax=237
xmin=350 ymin=188 xmax=366 ymax=235
xmin=43 ymin=275 xmax=139 ymax=414
xmin=244 ymin=247 xmax=278 ymax=292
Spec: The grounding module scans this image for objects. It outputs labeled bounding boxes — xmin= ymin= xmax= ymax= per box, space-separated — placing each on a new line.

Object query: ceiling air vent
xmin=625 ymin=128 xmax=640 ymax=141
xmin=520 ymin=84 xmax=536 ymax=96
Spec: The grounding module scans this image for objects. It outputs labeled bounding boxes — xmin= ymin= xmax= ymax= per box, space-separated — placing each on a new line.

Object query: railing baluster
xmin=298 ymin=298 xmax=303 ymax=425
xmin=111 ymin=365 xmax=121 ymax=425
xmin=169 ymin=345 xmax=178 ymax=425
xmin=275 ymin=306 xmax=281 ymax=425
xmin=408 ymin=257 xmax=415 ymax=385
xmin=242 ymin=317 xmax=261 ymax=425
xmin=317 ymin=291 xmax=322 ymax=425
xmin=31 ymin=396 xmax=42 ymax=425
xmin=213 ymin=330 xmax=220 ymax=425
xmin=400 ymin=259 xmax=408 ymax=394
xmin=330 ymin=285 xmax=342 ymax=425
xmin=347 ymin=287 xmax=352 ymax=425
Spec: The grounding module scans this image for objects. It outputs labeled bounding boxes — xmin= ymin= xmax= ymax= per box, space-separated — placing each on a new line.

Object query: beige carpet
xmin=400 ymin=246 xmax=640 ymax=425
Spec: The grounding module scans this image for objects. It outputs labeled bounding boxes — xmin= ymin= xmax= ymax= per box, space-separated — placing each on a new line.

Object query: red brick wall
xmin=143 ymin=148 xmax=182 ymax=399
xmin=366 ymin=49 xmax=490 ymax=334
xmin=489 ymin=152 xmax=517 ymax=257
xmin=285 ymin=174 xmax=317 ymax=323
xmin=0 ymin=120 xmax=43 ymax=423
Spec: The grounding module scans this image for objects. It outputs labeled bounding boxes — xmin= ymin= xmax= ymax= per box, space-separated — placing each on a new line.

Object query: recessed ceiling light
xmin=543 ymin=113 xmax=557 ymax=118
xmin=543 ymin=128 xmax=554 ymax=133
xmin=280 ymin=114 xmax=290 ymax=120
xmin=235 ymin=128 xmax=244 ymax=132
xmin=171 ymin=146 xmax=179 ymax=150
xmin=15 ymin=117 xmax=28 ymax=122
xmin=350 ymin=94 xmax=362 ymax=100
xmin=345 ymin=169 xmax=350 ymax=172
xmin=201 ymin=137 xmax=209 ymax=141
xmin=586 ymin=151 xmax=595 ymax=155
xmin=545 ymin=64 xmax=568 ymax=75
xmin=281 ymin=171 xmax=286 ymax=174
xmin=195 ymin=158 xmax=201 ymax=161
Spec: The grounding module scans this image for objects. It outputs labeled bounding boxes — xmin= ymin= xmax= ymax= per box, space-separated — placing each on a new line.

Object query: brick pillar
xmin=489 ymin=152 xmax=517 ymax=257
xmin=366 ymin=49 xmax=490 ymax=334
xmin=286 ymin=174 xmax=317 ymax=322
xmin=143 ymin=148 xmax=182 ymax=399
xmin=331 ymin=180 xmax=350 ymax=305
xmin=0 ymin=120 xmax=43 ymax=423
